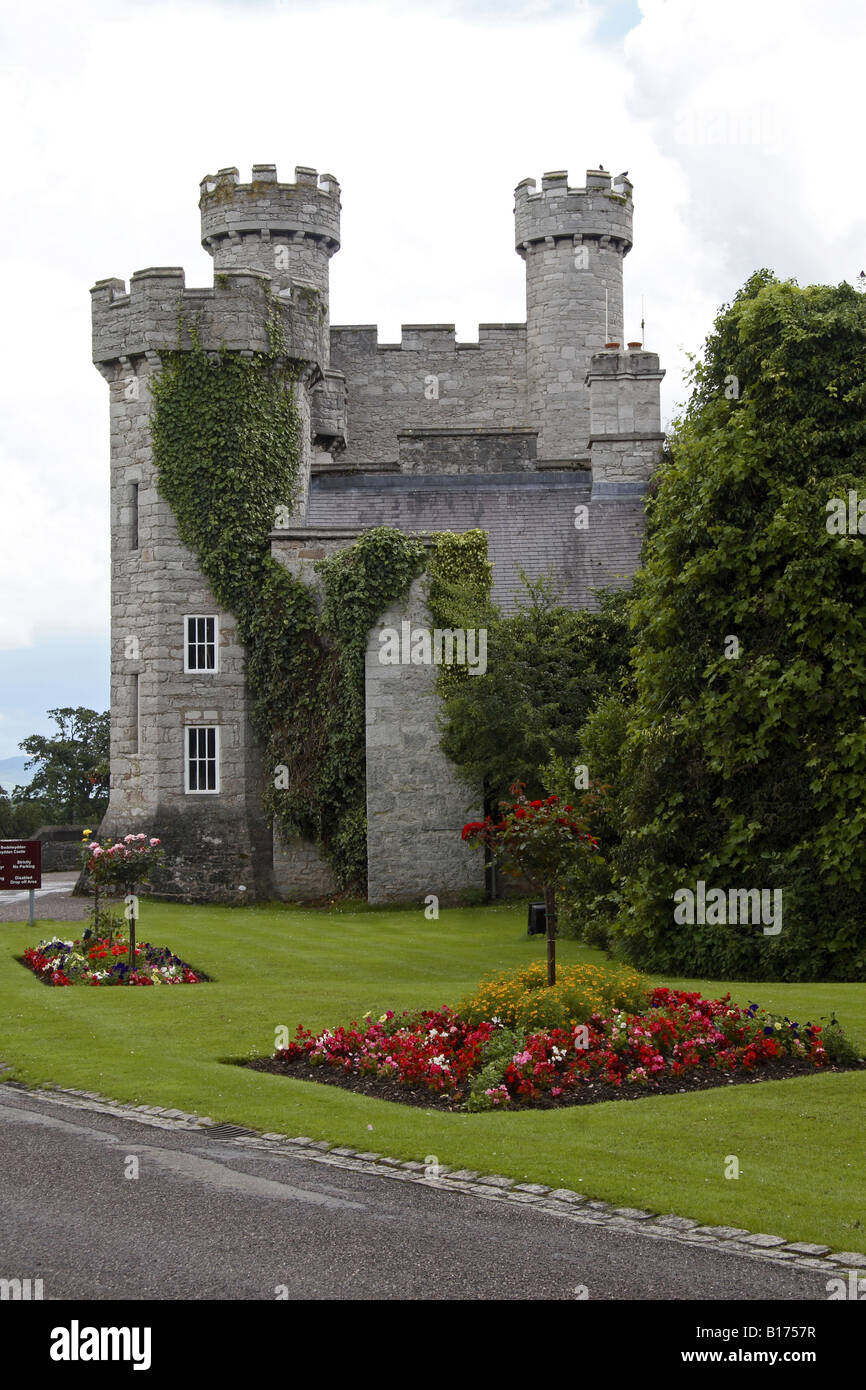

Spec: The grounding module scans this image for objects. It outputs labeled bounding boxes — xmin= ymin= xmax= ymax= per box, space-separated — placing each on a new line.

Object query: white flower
xmin=430 ymin=1054 xmax=449 ymax=1069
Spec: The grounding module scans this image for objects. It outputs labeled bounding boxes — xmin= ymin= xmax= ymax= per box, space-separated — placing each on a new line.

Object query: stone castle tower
xmin=91 ymin=162 xmax=664 ymax=905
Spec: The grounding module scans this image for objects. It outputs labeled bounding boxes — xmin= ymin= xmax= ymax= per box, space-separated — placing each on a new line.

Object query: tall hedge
xmin=608 ymin=272 xmax=866 ymax=981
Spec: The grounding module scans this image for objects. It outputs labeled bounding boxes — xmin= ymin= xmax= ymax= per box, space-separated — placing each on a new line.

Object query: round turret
xmin=514 ymin=168 xmax=634 ymax=462
xmin=200 ymin=165 xmax=341 ymax=348
xmin=514 ymin=168 xmax=633 ymax=255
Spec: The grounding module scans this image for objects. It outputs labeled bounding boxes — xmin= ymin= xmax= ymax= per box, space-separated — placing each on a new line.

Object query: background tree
xmin=17 ymin=707 xmax=110 ymax=824
xmin=0 ymin=786 xmax=54 ymax=838
xmin=605 ymin=272 xmax=866 ymax=981
xmin=437 ymin=578 xmax=632 ymax=806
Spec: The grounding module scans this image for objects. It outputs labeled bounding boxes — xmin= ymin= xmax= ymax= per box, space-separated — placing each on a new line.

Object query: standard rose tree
xmin=462 ymin=784 xmax=600 ymax=985
xmin=79 ymin=832 xmax=164 ymax=972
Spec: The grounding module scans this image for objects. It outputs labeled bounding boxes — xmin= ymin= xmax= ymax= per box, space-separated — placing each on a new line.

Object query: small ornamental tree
xmin=462 ymin=785 xmax=600 ymax=985
xmin=79 ymin=833 xmax=164 ymax=974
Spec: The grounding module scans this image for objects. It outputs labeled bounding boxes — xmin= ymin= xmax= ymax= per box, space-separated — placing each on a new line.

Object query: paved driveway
xmin=0 ymin=1085 xmax=840 ymax=1303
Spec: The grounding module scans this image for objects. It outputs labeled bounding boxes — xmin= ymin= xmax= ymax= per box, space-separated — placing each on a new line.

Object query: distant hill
xmin=0 ymin=756 xmax=35 ymax=790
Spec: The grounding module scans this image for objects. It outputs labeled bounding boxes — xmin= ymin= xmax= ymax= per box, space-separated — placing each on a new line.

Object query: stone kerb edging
xmin=9 ymin=1080 xmax=864 ymax=1278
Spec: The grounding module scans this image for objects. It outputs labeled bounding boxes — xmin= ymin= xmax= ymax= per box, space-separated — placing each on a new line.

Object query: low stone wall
xmin=272 ymin=832 xmax=338 ymax=901
xmin=30 ymin=826 xmax=86 ymax=873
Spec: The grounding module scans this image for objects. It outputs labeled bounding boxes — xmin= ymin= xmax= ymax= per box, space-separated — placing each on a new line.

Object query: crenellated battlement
xmin=200 ymin=164 xmax=341 ymax=261
xmin=90 ymin=265 xmax=328 ymax=368
xmin=330 ymin=323 xmax=526 ymax=355
xmin=514 ymin=167 xmax=633 ymax=256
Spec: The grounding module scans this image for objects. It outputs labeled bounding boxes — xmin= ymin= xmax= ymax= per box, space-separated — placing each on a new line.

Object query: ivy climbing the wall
xmin=150 ymin=319 xmax=426 ymax=891
xmin=426 ymin=529 xmax=494 ymax=699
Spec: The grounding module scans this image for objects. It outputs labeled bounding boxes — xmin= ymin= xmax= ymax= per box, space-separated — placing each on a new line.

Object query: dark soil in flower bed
xmin=243 ymin=1052 xmax=866 ymax=1112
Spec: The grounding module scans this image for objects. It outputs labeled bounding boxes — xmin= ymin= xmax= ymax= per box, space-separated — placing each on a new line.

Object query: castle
xmin=91 ymin=162 xmax=664 ymax=905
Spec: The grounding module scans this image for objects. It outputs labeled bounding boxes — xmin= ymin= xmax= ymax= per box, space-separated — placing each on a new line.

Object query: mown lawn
xmin=2 ymin=898 xmax=865 ymax=1252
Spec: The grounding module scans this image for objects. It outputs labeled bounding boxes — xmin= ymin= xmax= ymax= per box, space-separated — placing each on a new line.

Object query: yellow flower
xmin=82 ymin=829 xmax=92 ymax=839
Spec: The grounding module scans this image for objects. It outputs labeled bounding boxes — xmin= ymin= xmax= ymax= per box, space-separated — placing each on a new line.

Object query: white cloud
xmin=0 ymin=0 xmax=864 ymax=710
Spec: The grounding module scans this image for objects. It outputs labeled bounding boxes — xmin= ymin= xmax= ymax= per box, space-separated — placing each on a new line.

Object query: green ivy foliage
xmin=247 ymin=528 xmax=427 ymax=891
xmin=151 ymin=310 xmax=303 ymax=627
xmin=150 ymin=324 xmax=425 ymax=893
xmin=608 ymin=273 xmax=866 ymax=981
xmin=426 ymin=529 xmax=494 ymax=701
xmin=302 ymin=528 xmax=427 ymax=885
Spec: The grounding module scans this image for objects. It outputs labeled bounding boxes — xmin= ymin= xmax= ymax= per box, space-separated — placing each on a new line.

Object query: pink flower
xmin=150 ymin=838 xmax=161 ymax=847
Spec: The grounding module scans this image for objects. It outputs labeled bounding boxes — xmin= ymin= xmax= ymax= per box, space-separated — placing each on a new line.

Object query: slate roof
xmin=303 ymin=470 xmax=647 ymax=613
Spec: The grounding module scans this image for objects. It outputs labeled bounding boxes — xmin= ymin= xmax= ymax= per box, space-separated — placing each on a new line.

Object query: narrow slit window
xmin=130 ymin=482 xmax=139 ymax=551
xmin=186 ymin=726 xmax=219 ymax=794
xmin=184 ymin=616 xmax=218 ymax=673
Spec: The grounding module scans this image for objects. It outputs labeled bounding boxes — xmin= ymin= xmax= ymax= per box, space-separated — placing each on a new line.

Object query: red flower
xmin=461 ymin=821 xmax=486 ymax=841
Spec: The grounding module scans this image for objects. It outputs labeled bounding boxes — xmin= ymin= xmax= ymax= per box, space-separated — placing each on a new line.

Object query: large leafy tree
xmin=608 ymin=272 xmax=866 ymax=981
xmin=17 ymin=707 xmax=110 ymax=824
xmin=437 ymin=580 xmax=632 ymax=807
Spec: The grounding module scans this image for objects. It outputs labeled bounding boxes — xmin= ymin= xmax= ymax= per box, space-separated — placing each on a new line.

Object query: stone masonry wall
xmin=272 ymin=832 xmax=337 ymax=901
xmin=396 ymin=428 xmax=536 ymax=475
xmin=586 ymin=346 xmax=665 ymax=492
xmin=524 ymin=236 xmax=625 ymax=460
xmin=365 ymin=576 xmax=484 ymax=905
xmin=95 ymin=351 xmax=314 ymax=904
xmin=330 ymin=324 xmax=527 ymax=468
xmin=267 ymin=529 xmax=358 ymax=900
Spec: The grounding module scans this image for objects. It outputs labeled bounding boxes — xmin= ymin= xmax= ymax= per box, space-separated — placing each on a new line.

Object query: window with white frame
xmin=184 ymin=616 xmax=218 ymax=673
xmin=185 ymin=726 xmax=220 ymax=794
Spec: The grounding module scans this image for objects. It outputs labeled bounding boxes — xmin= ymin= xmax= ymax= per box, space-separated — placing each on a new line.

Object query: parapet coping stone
xmin=14 ymin=1081 xmax=866 ymax=1277
xmin=310 ymin=469 xmax=593 ymax=493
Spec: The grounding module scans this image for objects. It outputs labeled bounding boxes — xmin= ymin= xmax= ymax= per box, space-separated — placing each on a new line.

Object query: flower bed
xmin=22 ymin=936 xmax=203 ymax=987
xmin=460 ymin=959 xmax=647 ymax=1032
xmin=247 ymin=988 xmax=862 ymax=1111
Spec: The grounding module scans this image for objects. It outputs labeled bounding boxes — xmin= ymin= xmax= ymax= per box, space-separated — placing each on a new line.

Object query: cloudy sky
xmin=1 ymin=0 xmax=864 ymax=764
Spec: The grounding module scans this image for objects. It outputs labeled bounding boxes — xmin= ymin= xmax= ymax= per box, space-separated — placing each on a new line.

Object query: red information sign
xmin=0 ymin=840 xmax=42 ymax=889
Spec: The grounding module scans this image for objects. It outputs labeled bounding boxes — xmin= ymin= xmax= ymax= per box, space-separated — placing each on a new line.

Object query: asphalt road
xmin=0 ymin=1086 xmax=836 ymax=1302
